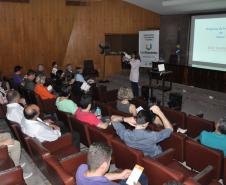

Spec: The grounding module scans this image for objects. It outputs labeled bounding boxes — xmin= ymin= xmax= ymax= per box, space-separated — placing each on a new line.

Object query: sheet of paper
xmin=126 ymin=164 xmax=144 ymax=185
xmin=136 ymin=106 xmax=144 ymax=113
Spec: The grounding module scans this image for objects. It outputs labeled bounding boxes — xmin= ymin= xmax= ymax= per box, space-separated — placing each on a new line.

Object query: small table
xmin=149 ymin=70 xmax=173 ymax=106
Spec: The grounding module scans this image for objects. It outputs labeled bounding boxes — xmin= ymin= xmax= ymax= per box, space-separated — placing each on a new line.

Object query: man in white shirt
xmin=6 ymin=90 xmax=26 ymax=125
xmin=22 ymin=104 xmax=61 ymax=142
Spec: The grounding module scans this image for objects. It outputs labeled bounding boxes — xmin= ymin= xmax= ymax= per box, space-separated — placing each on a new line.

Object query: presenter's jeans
xmin=131 ymin=81 xmax=139 ymax=97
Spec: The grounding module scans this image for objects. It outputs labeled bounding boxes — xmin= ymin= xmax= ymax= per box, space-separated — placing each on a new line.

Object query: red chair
xmin=35 ymin=93 xmax=56 ymax=115
xmin=0 ymin=104 xmax=6 ymax=119
xmin=8 ymin=121 xmax=32 ymax=156
xmin=159 ymin=132 xmax=186 ymax=162
xmin=42 ymin=133 xmax=80 ymax=159
xmin=111 ymin=138 xmax=143 ymax=169
xmin=70 ymin=116 xmax=91 ymax=146
xmin=186 ymin=115 xmax=215 ymax=138
xmin=87 ymin=126 xmax=114 ymax=145
xmin=0 ymin=166 xmax=27 ymax=185
xmin=43 ymin=152 xmax=87 ymax=185
xmin=161 ymin=106 xmax=187 ymax=129
xmin=185 ymin=138 xmax=223 ymax=180
xmin=142 ymin=153 xmax=185 ymax=185
xmin=142 ymin=148 xmax=215 ymax=185
xmin=0 ymin=145 xmax=14 ymax=171
xmin=56 ymin=110 xmax=73 ymax=133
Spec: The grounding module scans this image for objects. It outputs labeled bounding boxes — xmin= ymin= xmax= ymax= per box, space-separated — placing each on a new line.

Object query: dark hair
xmin=80 ymin=94 xmax=92 ymax=109
xmin=52 ymin=61 xmax=57 ymax=67
xmin=87 ymin=142 xmax=112 ymax=171
xmin=136 ymin=110 xmax=149 ymax=125
xmin=6 ymin=90 xmax=20 ymax=103
xmin=56 ymin=70 xmax=64 ymax=80
xmin=218 ymin=117 xmax=226 ymax=135
xmin=14 ymin=65 xmax=22 ymax=73
xmin=27 ymin=69 xmax=36 ymax=76
xmin=163 ymin=181 xmax=183 ymax=185
xmin=59 ymin=86 xmax=71 ymax=97
xmin=24 ymin=106 xmax=38 ymax=120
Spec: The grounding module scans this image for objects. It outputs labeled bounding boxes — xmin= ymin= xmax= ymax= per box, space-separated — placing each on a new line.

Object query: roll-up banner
xmin=139 ymin=30 xmax=159 ymax=67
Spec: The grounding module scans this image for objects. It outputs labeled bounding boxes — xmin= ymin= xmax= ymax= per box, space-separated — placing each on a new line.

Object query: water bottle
xmin=95 ymin=107 xmax=102 ymax=119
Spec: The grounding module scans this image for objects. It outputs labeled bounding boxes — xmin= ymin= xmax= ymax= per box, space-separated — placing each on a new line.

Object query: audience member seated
xmin=0 ymin=78 xmax=8 ymax=104
xmin=111 ymin=106 xmax=173 ymax=157
xmin=75 ymin=94 xmax=109 ymax=129
xmin=117 ymin=87 xmax=137 ymax=116
xmin=24 ymin=69 xmax=36 ymax=91
xmin=34 ymin=74 xmax=56 ymax=100
xmin=64 ymin=64 xmax=74 ymax=83
xmin=52 ymin=70 xmax=65 ymax=94
xmin=12 ymin=65 xmax=23 ymax=86
xmin=0 ymin=132 xmax=32 ymax=179
xmin=36 ymin=64 xmax=45 ymax=76
xmin=76 ymin=142 xmax=148 ymax=185
xmin=6 ymin=90 xmax=26 ymax=125
xmin=56 ymin=86 xmax=78 ymax=115
xmin=21 ymin=104 xmax=61 ymax=142
xmin=75 ymin=67 xmax=85 ymax=83
xmin=200 ymin=116 xmax=226 ymax=156
xmin=50 ymin=61 xmax=58 ymax=79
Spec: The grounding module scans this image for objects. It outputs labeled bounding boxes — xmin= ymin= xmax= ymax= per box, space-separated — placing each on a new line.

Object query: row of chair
xmin=0 ymin=146 xmax=27 ymax=185
xmin=55 ymin=109 xmax=226 ymax=185
xmin=94 ymin=97 xmax=216 ymax=138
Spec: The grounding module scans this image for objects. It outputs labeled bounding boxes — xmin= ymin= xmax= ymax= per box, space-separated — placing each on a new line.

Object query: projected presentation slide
xmin=189 ymin=14 xmax=226 ymax=71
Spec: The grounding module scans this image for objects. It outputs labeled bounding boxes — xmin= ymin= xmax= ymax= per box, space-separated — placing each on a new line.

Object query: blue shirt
xmin=76 ymin=164 xmax=119 ymax=185
xmin=75 ymin=73 xmax=85 ymax=83
xmin=200 ymin=131 xmax=226 ymax=156
xmin=13 ymin=74 xmax=23 ymax=85
xmin=112 ymin=122 xmax=173 ymax=157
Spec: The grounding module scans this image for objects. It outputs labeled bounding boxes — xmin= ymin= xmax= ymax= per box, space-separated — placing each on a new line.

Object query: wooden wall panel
xmin=63 ymin=0 xmax=160 ymax=78
xmin=0 ymin=0 xmax=77 ymax=76
xmin=0 ymin=0 xmax=160 ymax=77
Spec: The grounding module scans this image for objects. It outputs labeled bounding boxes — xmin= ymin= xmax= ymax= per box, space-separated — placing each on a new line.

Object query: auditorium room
xmin=0 ymin=0 xmax=226 ymax=185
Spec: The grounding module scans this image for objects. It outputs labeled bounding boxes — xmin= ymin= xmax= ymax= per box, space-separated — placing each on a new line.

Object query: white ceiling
xmin=124 ymin=0 xmax=226 ymax=15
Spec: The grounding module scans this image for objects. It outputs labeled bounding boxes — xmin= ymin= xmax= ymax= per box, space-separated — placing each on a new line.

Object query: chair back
xmin=56 ymin=110 xmax=73 ymax=133
xmin=0 ymin=146 xmax=14 ymax=171
xmin=70 ymin=117 xmax=91 ymax=146
xmin=10 ymin=122 xmax=32 ymax=155
xmin=187 ymin=115 xmax=215 ymax=138
xmin=185 ymin=138 xmax=223 ymax=180
xmin=60 ymin=152 xmax=87 ymax=176
xmin=159 ymin=132 xmax=186 ymax=162
xmin=27 ymin=137 xmax=49 ymax=172
xmin=87 ymin=126 xmax=113 ymax=145
xmin=161 ymin=106 xmax=187 ymax=129
xmin=141 ymin=156 xmax=184 ymax=185
xmin=0 ymin=166 xmax=27 ymax=185
xmin=111 ymin=138 xmax=143 ymax=169
xmin=43 ymin=154 xmax=74 ymax=185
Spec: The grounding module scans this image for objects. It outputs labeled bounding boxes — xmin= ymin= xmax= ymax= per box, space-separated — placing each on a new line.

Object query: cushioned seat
xmin=167 ymin=160 xmax=196 ymax=178
xmin=51 ymin=145 xmax=79 ymax=159
xmin=0 ymin=146 xmax=14 ymax=171
xmin=0 ymin=166 xmax=27 ymax=185
xmin=185 ymin=138 xmax=223 ymax=180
